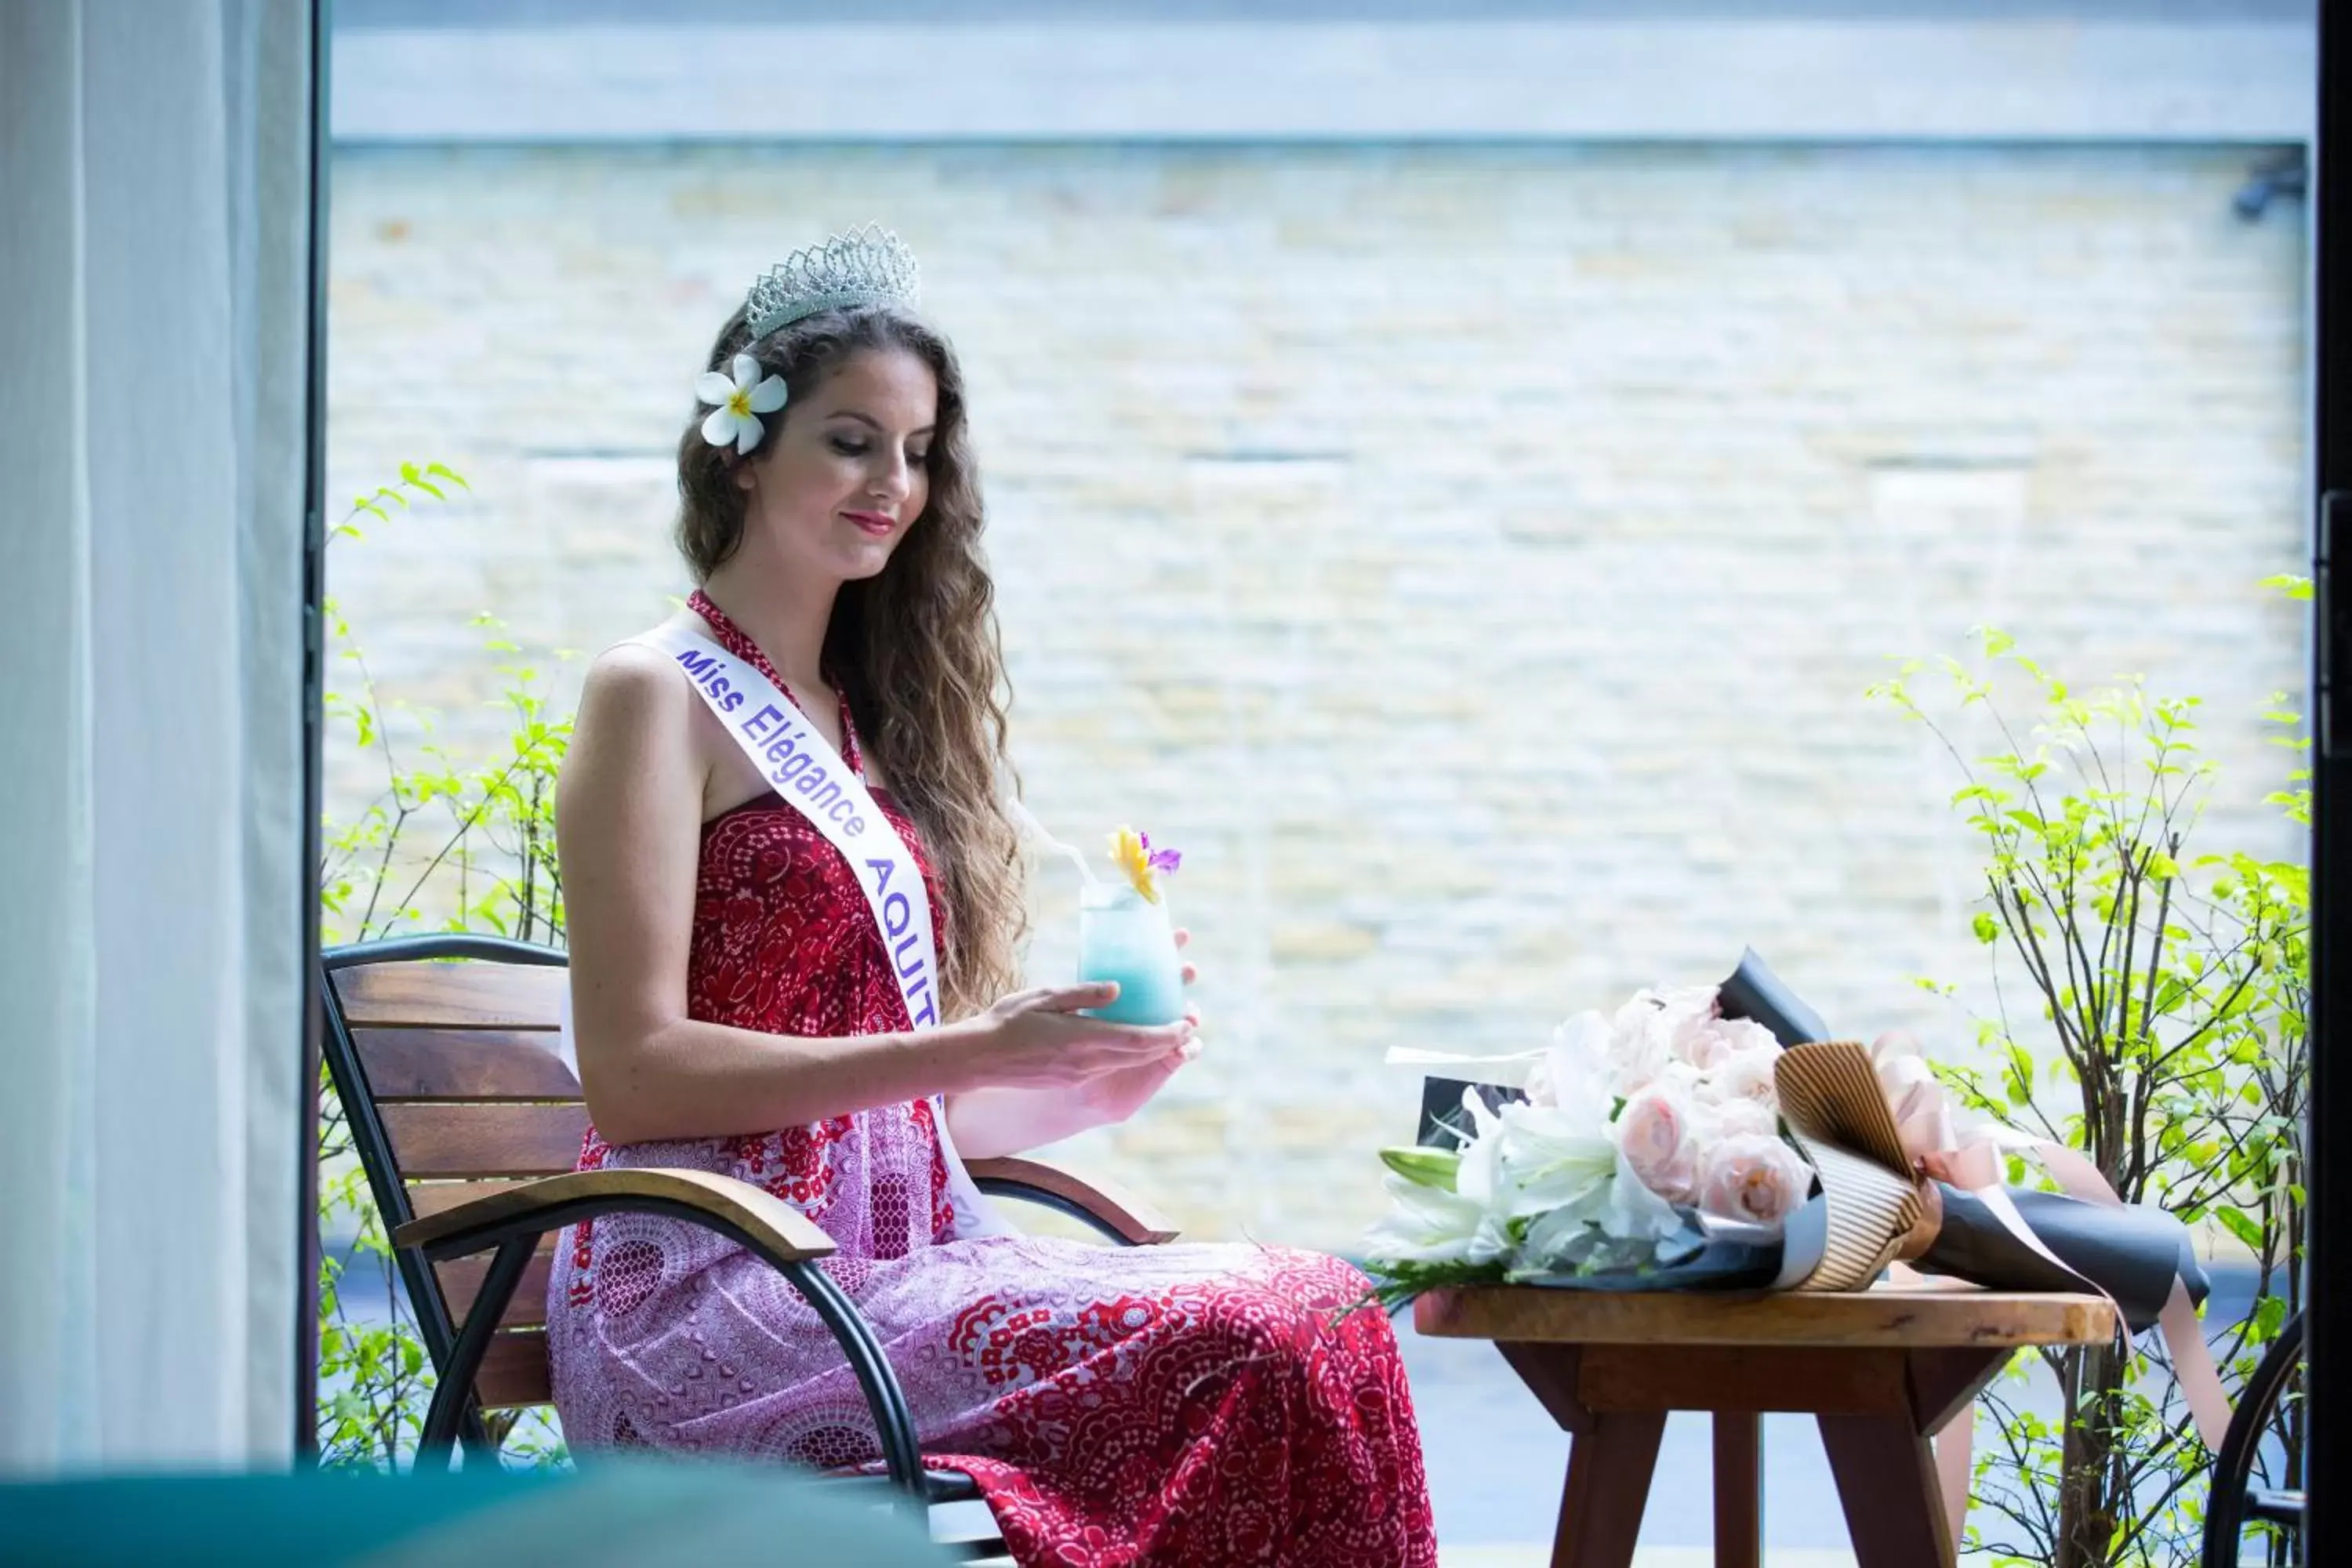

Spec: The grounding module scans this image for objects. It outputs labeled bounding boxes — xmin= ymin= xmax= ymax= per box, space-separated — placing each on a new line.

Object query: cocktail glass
xmin=1077 ymin=881 xmax=1187 ymax=1025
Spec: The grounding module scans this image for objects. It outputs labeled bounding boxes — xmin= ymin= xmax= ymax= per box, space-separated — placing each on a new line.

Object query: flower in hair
xmin=696 ymin=353 xmax=788 ymax=456
xmin=1110 ymin=826 xmax=1183 ymax=902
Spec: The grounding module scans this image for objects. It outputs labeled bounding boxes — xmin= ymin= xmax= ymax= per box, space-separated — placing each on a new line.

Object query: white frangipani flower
xmin=697 ymin=353 xmax=789 ymax=456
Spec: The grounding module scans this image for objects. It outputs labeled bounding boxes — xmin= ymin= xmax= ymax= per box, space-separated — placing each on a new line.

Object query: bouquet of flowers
xmin=1363 ymin=983 xmax=1813 ymax=1302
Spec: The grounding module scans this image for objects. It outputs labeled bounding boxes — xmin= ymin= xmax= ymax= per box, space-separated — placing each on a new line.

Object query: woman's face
xmin=735 ymin=345 xmax=936 ymax=584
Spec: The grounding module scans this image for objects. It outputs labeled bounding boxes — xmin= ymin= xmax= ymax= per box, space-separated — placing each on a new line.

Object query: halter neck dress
xmin=546 ymin=591 xmax=1436 ymax=1566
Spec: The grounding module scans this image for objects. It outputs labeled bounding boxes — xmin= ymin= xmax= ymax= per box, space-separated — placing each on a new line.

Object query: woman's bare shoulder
xmin=564 ymin=626 xmax=710 ymax=808
xmin=579 ymin=618 xmax=701 ymax=713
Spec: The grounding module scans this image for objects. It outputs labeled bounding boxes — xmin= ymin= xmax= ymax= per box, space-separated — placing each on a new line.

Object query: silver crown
xmin=743 ymin=223 xmax=921 ymax=340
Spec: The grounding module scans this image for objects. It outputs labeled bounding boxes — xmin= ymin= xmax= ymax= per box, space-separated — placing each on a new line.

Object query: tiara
xmin=743 ymin=223 xmax=921 ymax=340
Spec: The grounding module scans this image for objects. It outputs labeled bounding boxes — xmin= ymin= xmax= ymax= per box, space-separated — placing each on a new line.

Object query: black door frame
xmin=2308 ymin=0 xmax=2348 ymax=1554
xmin=295 ymin=0 xmax=332 ymax=1460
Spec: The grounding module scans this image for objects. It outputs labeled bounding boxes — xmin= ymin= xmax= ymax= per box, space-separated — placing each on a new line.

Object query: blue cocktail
xmin=1077 ymin=882 xmax=1187 ymax=1026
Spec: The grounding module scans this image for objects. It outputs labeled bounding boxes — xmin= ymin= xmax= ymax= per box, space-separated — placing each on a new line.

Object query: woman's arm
xmin=943 ymin=1065 xmax=1188 ymax=1160
xmin=559 ymin=644 xmax=1194 ymax=1145
xmin=559 ymin=644 xmax=967 ymax=1142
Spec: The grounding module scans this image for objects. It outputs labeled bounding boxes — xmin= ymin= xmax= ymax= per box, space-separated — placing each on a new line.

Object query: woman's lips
xmin=844 ymin=510 xmax=896 ymax=536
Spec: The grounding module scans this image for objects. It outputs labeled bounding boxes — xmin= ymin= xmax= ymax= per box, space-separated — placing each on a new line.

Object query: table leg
xmin=1818 ymin=1413 xmax=1956 ymax=1568
xmin=1712 ymin=1411 xmax=1761 ymax=1568
xmin=1550 ymin=1408 xmax=1666 ymax=1568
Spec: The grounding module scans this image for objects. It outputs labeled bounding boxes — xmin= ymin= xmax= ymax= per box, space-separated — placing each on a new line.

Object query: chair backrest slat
xmin=334 ymin=960 xmax=566 ymax=1031
xmin=405 ymin=1179 xmax=535 ymax=1220
xmin=476 ymin=1331 xmax=552 ymax=1409
xmin=379 ymin=1102 xmax=590 ymax=1179
xmin=355 ymin=1027 xmax=582 ymax=1102
xmin=437 ymin=1241 xmax=557 ymax=1331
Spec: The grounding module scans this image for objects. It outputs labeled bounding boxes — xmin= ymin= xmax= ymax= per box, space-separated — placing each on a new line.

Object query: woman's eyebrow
xmin=826 ymin=409 xmax=935 ymax=437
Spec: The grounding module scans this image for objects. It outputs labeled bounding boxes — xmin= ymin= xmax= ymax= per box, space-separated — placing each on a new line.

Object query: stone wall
xmin=325 ymin=142 xmax=2307 ymax=1250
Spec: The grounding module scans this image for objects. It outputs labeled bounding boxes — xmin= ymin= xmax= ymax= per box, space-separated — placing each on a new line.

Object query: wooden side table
xmin=1414 ymin=1278 xmax=2114 ymax=1568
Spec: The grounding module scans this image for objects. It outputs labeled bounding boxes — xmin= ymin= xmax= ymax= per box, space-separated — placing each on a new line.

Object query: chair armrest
xmin=393 ymin=1166 xmax=835 ymax=1263
xmin=965 ymin=1155 xmax=1179 ymax=1246
xmin=398 ymin=1167 xmax=930 ymax=1493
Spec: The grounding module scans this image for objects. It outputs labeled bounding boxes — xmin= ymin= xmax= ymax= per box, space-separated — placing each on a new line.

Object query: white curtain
xmin=0 ymin=0 xmax=310 ymax=1470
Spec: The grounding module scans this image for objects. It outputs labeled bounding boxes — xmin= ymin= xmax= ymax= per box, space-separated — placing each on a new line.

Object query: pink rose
xmin=1704 ymin=1041 xmax=1781 ymax=1109
xmin=1676 ymin=1022 xmax=1737 ymax=1071
xmin=1609 ymin=985 xmax=1719 ymax=1091
xmin=1704 ymin=1095 xmax=1779 ymax=1140
xmin=1690 ymin=1019 xmax=1780 ymax=1072
xmin=1697 ymin=1134 xmax=1811 ymax=1227
xmin=1604 ymin=1018 xmax=1675 ymax=1095
xmin=1617 ymin=1081 xmax=1700 ymax=1204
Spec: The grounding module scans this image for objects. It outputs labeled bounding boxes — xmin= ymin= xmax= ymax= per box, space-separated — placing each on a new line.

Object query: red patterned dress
xmin=547 ymin=594 xmax=1436 ymax=1566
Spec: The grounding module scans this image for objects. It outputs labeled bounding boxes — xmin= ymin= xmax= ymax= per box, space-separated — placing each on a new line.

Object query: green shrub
xmin=315 ymin=463 xmax=573 ymax=1468
xmin=1871 ymin=606 xmax=2306 ymax=1568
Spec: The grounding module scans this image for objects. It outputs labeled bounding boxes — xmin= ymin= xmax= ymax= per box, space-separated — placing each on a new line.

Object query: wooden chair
xmin=320 ymin=933 xmax=1179 ymax=1555
xmin=2200 ymin=1308 xmax=2305 ymax=1568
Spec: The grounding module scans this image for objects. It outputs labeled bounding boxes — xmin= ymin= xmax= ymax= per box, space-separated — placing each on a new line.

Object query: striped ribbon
xmin=1770 ymin=1039 xmax=2233 ymax=1544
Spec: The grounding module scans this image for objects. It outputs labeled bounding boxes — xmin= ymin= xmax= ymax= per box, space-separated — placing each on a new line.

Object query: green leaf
xmin=2213 ymin=1207 xmax=2264 ymax=1250
xmin=2260 ymin=573 xmax=2314 ymax=602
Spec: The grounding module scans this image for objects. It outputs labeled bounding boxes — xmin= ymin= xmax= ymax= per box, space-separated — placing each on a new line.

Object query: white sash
xmin=642 ymin=622 xmax=942 ymax=1030
xmin=561 ymin=620 xmax=1007 ymax=1240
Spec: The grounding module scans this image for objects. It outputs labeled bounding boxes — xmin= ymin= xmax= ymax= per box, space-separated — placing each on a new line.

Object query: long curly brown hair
xmin=675 ymin=303 xmax=1025 ymax=1021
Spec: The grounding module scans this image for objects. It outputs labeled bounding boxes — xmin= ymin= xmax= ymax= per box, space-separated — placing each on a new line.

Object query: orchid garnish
xmin=696 ymin=352 xmax=789 ymax=456
xmin=1110 ymin=826 xmax=1182 ymax=902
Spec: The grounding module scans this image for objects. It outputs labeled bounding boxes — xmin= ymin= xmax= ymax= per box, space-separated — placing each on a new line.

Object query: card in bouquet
xmin=1414 ymin=1076 xmax=1523 ymax=1149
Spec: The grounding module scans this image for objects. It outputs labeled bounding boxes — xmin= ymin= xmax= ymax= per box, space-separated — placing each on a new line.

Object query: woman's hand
xmin=960 ymin=978 xmax=1196 ymax=1090
xmin=1060 ymin=928 xmax=1203 ymax=1124
xmin=942 ymin=932 xmax=1203 ymax=1156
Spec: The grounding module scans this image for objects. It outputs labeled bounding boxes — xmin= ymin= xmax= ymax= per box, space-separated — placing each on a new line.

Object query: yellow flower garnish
xmin=1111 ymin=826 xmax=1159 ymax=902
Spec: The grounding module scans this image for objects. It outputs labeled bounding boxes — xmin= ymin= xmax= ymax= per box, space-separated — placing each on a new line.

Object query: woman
xmin=549 ymin=226 xmax=1434 ymax=1566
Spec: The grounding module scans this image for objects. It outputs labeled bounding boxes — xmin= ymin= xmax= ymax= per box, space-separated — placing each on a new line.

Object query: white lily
xmin=1378 ymin=1145 xmax=1464 ymax=1191
xmin=1515 ymin=1143 xmax=1688 ymax=1271
xmin=1362 ymin=1173 xmax=1501 ymax=1266
xmin=696 ymin=352 xmax=789 ymax=456
xmin=1446 ymin=1094 xmax=1521 ymax=1262
xmin=1494 ymin=1100 xmax=1620 ymax=1219
xmin=1595 ymin=1142 xmax=1686 ymax=1242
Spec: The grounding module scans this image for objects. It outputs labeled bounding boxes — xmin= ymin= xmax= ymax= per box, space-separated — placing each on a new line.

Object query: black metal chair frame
xmin=2200 ymin=1308 xmax=2307 ymax=1568
xmin=320 ymin=933 xmax=1152 ymax=1545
